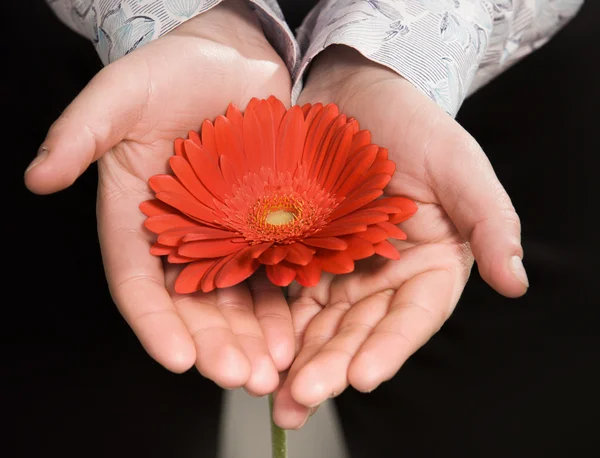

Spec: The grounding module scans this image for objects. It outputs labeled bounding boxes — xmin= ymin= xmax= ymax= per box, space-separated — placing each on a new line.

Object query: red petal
xmin=329 ymin=189 xmax=383 ymax=221
xmin=140 ymin=199 xmax=174 ymax=217
xmin=320 ymin=123 xmax=353 ymax=192
xmin=267 ymin=96 xmax=287 ymax=127
xmin=200 ymin=120 xmax=219 ymax=159
xmin=188 ymin=130 xmax=202 ymax=147
xmin=167 ymin=252 xmax=197 ymax=264
xmin=374 ymin=240 xmax=401 ymax=260
xmin=331 ymin=144 xmax=379 ymax=196
xmin=342 ymin=235 xmax=375 ymax=260
xmin=181 ymin=227 xmax=237 ymax=242
xmin=302 ymin=103 xmax=339 ymax=167
xmin=249 ymin=242 xmax=273 ymax=258
xmin=301 ymin=102 xmax=313 ymax=118
xmin=309 ymin=114 xmax=346 ymax=178
xmin=377 ymin=221 xmax=408 ymax=240
xmin=174 ymin=137 xmax=185 ymax=156
xmin=303 ymin=237 xmax=348 ymax=250
xmin=155 ymin=191 xmax=216 ymax=224
xmin=265 ymin=263 xmax=297 ymax=287
xmin=219 ymin=154 xmax=242 ymax=188
xmin=285 ymin=243 xmax=315 ymax=266
xmin=363 ymin=196 xmax=418 ymax=215
xmin=349 ymin=130 xmax=371 ymax=154
xmin=215 ymin=115 xmax=247 ymax=174
xmin=169 ymin=156 xmax=217 ymax=208
xmin=148 ymin=174 xmax=186 ymax=194
xmin=254 ymin=99 xmax=278 ymax=171
xmin=243 ymin=102 xmax=269 ymax=174
xmin=258 ymin=245 xmax=288 ymax=265
xmin=294 ymin=259 xmax=322 ymax=287
xmin=175 ymin=259 xmax=217 ymax=294
xmin=356 ymin=225 xmax=389 ymax=244
xmin=183 ymin=140 xmax=229 ymax=198
xmin=215 ymin=245 xmax=260 ymax=289
xmin=318 ymin=251 xmax=354 ymax=274
xmin=277 ymin=105 xmax=306 ymax=173
xmin=158 ymin=227 xmax=210 ymax=246
xmin=226 ymin=103 xmax=244 ymax=135
xmin=202 ymin=253 xmax=236 ymax=292
xmin=178 ymin=239 xmax=243 ymax=258
xmin=150 ymin=243 xmax=175 ymax=256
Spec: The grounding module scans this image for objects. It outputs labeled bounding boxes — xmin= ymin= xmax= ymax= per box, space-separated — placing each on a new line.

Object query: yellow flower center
xmin=265 ymin=209 xmax=297 ymax=226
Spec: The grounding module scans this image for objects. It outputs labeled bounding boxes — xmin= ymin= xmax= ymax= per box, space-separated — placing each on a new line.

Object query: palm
xmin=273 ymin=50 xmax=527 ymax=428
xmin=27 ymin=2 xmax=295 ymax=394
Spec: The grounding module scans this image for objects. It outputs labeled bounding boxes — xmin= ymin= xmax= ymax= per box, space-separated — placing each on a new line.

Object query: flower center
xmin=265 ymin=209 xmax=296 ymax=226
xmin=217 ymin=169 xmax=338 ymax=244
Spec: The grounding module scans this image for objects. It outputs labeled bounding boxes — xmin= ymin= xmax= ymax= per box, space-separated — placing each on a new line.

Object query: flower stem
xmin=269 ymin=393 xmax=287 ymax=458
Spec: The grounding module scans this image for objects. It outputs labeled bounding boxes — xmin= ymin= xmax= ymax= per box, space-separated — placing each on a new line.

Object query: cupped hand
xmin=24 ymin=0 xmax=295 ymax=394
xmin=273 ymin=47 xmax=529 ymax=428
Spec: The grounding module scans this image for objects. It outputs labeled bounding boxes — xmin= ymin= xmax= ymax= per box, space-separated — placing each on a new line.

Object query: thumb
xmin=24 ymin=63 xmax=148 ymax=194
xmin=432 ymin=135 xmax=528 ymax=298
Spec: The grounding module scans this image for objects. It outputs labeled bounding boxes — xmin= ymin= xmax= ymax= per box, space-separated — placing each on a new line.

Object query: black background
xmin=3 ymin=1 xmax=598 ymax=457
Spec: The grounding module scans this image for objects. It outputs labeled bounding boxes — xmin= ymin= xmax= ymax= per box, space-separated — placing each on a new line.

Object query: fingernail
xmin=510 ymin=255 xmax=529 ymax=288
xmin=26 ymin=146 xmax=49 ymax=173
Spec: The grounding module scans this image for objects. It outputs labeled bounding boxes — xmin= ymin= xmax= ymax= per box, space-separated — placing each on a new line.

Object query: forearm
xmin=45 ymin=0 xmax=299 ymax=73
xmin=295 ymin=0 xmax=584 ymax=116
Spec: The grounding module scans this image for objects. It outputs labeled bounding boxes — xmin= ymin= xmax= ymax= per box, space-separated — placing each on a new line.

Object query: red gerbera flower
xmin=140 ymin=96 xmax=417 ymax=294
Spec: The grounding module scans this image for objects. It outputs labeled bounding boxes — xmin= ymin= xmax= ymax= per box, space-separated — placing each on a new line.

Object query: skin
xmin=271 ymin=46 xmax=528 ymax=429
xmin=26 ymin=4 xmax=528 ymax=429
xmin=24 ymin=1 xmax=296 ymax=396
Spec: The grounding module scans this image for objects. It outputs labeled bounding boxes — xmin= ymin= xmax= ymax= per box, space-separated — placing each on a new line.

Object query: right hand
xmin=24 ymin=0 xmax=294 ymax=394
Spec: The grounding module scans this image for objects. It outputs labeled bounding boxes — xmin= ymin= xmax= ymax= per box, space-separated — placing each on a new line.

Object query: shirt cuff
xmin=293 ymin=0 xmax=494 ymax=117
xmin=47 ymin=0 xmax=299 ymax=77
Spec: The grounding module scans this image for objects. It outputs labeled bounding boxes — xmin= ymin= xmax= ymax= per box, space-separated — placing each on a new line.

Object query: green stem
xmin=269 ymin=393 xmax=287 ymax=458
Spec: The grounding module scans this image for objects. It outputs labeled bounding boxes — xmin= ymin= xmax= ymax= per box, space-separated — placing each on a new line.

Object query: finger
xmin=429 ymin=132 xmax=528 ymax=297
xmin=248 ymin=272 xmax=295 ymax=372
xmin=24 ymin=62 xmax=148 ymax=194
xmin=328 ymin=243 xmax=470 ymax=310
xmin=98 ymin=185 xmax=197 ymax=373
xmin=173 ymin=290 xmax=252 ymax=389
xmin=290 ymin=290 xmax=393 ymax=407
xmin=216 ymin=285 xmax=279 ymax=396
xmin=273 ymin=300 xmax=350 ymax=429
xmin=348 ymin=269 xmax=456 ymax=392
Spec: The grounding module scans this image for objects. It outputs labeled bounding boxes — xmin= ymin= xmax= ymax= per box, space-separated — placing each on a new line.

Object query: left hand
xmin=273 ymin=47 xmax=529 ymax=428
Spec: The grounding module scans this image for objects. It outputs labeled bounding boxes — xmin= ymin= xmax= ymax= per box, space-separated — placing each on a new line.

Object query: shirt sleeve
xmin=45 ymin=0 xmax=299 ymax=75
xmin=294 ymin=0 xmax=584 ymax=117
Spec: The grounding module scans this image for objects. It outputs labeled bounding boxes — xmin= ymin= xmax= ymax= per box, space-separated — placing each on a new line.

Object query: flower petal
xmin=374 ymin=240 xmax=401 ymax=260
xmin=349 ymin=130 xmax=371 ymax=154
xmin=155 ymin=191 xmax=216 ymax=224
xmin=181 ymin=227 xmax=238 ymax=242
xmin=175 ymin=259 xmax=217 ymax=294
xmin=342 ymin=235 xmax=375 ymax=260
xmin=329 ymin=189 xmax=383 ymax=221
xmin=202 ymin=253 xmax=236 ymax=292
xmin=215 ymin=115 xmax=247 ymax=175
xmin=356 ymin=225 xmax=389 ymax=244
xmin=150 ymin=243 xmax=175 ymax=256
xmin=140 ymin=199 xmax=177 ymax=217
xmin=320 ymin=123 xmax=354 ymax=192
xmin=174 ymin=137 xmax=185 ymax=156
xmin=169 ymin=156 xmax=218 ymax=208
xmin=302 ymin=103 xmax=339 ymax=167
xmin=158 ymin=227 xmax=209 ymax=246
xmin=377 ymin=221 xmax=408 ymax=240
xmin=183 ymin=139 xmax=229 ymax=198
xmin=167 ymin=252 xmax=197 ymax=264
xmin=266 ymin=262 xmax=297 ymax=287
xmin=318 ymin=251 xmax=354 ymax=274
xmin=332 ymin=144 xmax=379 ymax=196
xmin=215 ymin=245 xmax=260 ymax=289
xmin=294 ymin=259 xmax=322 ymax=287
xmin=178 ymin=239 xmax=243 ymax=258
xmin=303 ymin=237 xmax=348 ymax=250
xmin=200 ymin=120 xmax=219 ymax=159
xmin=226 ymin=103 xmax=244 ymax=135
xmin=258 ymin=245 xmax=289 ymax=265
xmin=285 ymin=243 xmax=315 ymax=266
xmin=309 ymin=114 xmax=346 ymax=178
xmin=277 ymin=105 xmax=306 ymax=173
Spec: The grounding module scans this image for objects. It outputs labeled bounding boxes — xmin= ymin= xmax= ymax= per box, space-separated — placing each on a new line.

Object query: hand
xmin=24 ymin=1 xmax=294 ymax=395
xmin=273 ymin=47 xmax=529 ymax=428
